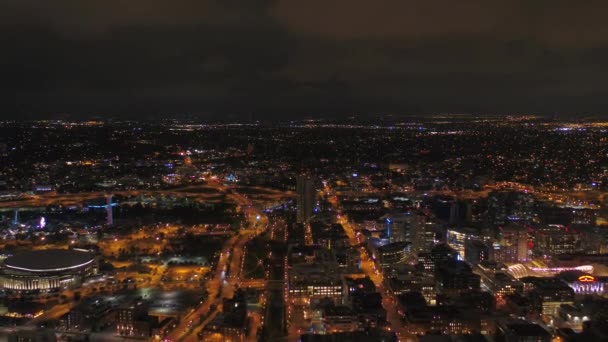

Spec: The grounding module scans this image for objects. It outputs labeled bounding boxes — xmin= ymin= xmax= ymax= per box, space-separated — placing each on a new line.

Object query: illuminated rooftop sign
xmin=578 ymin=275 xmax=595 ymax=283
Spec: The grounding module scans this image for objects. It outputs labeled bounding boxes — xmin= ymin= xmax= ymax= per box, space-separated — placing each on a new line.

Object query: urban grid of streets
xmin=166 ymin=179 xmax=269 ymax=342
xmin=0 ymin=176 xmax=603 ymax=341
xmin=324 ymin=184 xmax=410 ymax=342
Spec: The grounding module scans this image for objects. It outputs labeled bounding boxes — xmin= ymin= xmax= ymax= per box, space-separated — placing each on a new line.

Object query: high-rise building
xmin=533 ymin=224 xmax=582 ymax=256
xmin=435 ymin=260 xmax=481 ymax=296
xmin=296 ymin=175 xmax=315 ymax=224
xmin=372 ymin=241 xmax=409 ymax=268
xmin=418 ymin=243 xmax=459 ymax=273
xmin=488 ymin=191 xmax=535 ymax=226
xmin=465 ymin=239 xmax=491 ymax=266
xmin=384 ymin=213 xmax=411 ymax=243
xmin=446 ymin=227 xmax=483 ymax=260
xmin=411 ymin=212 xmax=437 ymax=254
xmin=431 ymin=195 xmax=456 ymax=223
xmin=494 ymin=224 xmax=529 ymax=263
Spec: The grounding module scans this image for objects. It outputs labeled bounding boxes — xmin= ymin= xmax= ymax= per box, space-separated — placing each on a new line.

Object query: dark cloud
xmin=1 ymin=0 xmax=608 ymax=119
xmin=273 ymin=0 xmax=608 ymax=48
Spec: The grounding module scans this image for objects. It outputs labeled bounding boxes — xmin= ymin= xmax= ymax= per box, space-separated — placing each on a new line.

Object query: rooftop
xmin=3 ymin=249 xmax=95 ymax=273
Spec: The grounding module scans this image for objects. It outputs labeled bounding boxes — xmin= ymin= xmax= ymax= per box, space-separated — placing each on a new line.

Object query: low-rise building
xmin=200 ymin=290 xmax=248 ymax=342
xmin=495 ymin=320 xmax=551 ymax=342
xmin=322 ymin=306 xmax=358 ymax=334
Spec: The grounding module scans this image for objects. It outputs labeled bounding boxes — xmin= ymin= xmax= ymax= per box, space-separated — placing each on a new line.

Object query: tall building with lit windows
xmin=296 ymin=175 xmax=315 ymax=224
xmin=411 ymin=212 xmax=437 ymax=254
xmin=534 ymin=224 xmax=582 ymax=256
xmin=495 ymin=224 xmax=529 ymax=263
xmin=446 ymin=227 xmax=488 ymax=260
xmin=488 ymin=191 xmax=535 ymax=225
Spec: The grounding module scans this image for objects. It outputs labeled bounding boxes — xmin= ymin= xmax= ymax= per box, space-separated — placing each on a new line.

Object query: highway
xmin=0 ymin=182 xmax=293 ymax=209
xmin=166 ymin=180 xmax=271 ymax=342
xmin=164 ymin=231 xmax=259 ymax=341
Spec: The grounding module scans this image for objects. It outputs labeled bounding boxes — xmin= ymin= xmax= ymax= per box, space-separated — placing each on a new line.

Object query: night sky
xmin=2 ymin=0 xmax=608 ymax=119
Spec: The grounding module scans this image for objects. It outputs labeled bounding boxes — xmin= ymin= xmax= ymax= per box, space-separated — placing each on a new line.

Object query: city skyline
xmin=2 ymin=1 xmax=608 ymax=341
xmin=0 ymin=117 xmax=606 ymax=340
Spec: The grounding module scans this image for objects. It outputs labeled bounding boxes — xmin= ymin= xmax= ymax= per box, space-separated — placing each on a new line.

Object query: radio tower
xmin=12 ymin=209 xmax=19 ymax=225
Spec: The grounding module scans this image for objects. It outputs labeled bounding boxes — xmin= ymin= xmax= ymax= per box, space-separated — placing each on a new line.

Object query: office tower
xmin=533 ymin=224 xmax=582 ymax=256
xmin=435 ymin=260 xmax=481 ymax=296
xmin=449 ymin=201 xmax=459 ymax=225
xmin=384 ymin=213 xmax=411 ymax=243
xmin=488 ymin=191 xmax=535 ymax=226
xmin=296 ymin=175 xmax=315 ymax=224
xmin=495 ymin=224 xmax=529 ymax=263
xmin=418 ymin=243 xmax=459 ymax=273
xmin=465 ymin=239 xmax=491 ymax=266
xmin=12 ymin=209 xmax=18 ymax=225
xmin=411 ymin=211 xmax=437 ymax=254
xmin=446 ymin=227 xmax=483 ymax=260
xmin=432 ymin=195 xmax=455 ymax=222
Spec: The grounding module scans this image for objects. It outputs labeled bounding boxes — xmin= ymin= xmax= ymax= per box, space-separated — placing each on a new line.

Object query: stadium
xmin=0 ymin=249 xmax=97 ymax=291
